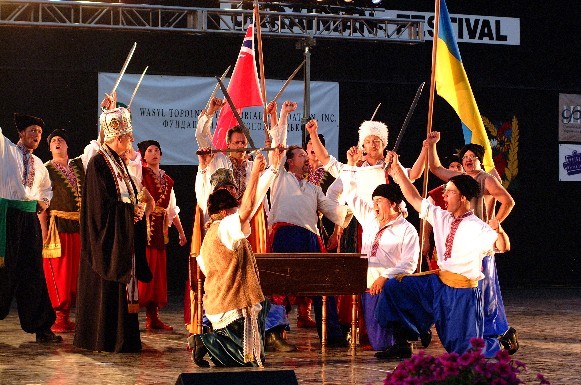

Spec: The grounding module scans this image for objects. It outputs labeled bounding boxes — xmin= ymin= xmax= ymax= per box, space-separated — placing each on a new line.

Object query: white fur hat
xmin=358 ymin=120 xmax=388 ymax=149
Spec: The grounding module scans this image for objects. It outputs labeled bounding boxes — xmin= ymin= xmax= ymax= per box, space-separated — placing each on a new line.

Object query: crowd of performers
xmin=0 ymin=92 xmax=519 ymax=367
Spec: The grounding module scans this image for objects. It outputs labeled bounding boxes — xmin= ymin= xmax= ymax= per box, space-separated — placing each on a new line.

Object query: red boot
xmin=146 ymin=304 xmax=173 ymax=331
xmin=51 ymin=309 xmax=75 ymax=333
xmin=296 ymin=296 xmax=316 ymax=328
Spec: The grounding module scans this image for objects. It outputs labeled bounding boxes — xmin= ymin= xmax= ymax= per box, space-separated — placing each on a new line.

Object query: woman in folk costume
xmin=74 ymin=104 xmax=154 ymax=353
xmin=136 ymin=140 xmax=187 ymax=331
xmin=188 ymin=149 xmax=282 ymax=367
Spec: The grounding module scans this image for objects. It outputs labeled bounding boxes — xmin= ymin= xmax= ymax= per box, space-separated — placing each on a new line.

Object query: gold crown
xmin=100 ymin=107 xmax=132 ymax=141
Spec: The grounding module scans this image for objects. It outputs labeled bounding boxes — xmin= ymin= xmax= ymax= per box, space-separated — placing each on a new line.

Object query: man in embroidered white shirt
xmin=0 ymin=113 xmax=61 ymax=343
xmin=374 ymin=153 xmax=509 ymax=359
xmin=268 ymin=145 xmax=352 ymax=347
xmin=342 ymin=179 xmax=419 ymax=351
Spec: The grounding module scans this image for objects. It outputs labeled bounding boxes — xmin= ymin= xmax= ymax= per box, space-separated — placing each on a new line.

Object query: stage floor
xmin=1 ymin=287 xmax=579 ymax=385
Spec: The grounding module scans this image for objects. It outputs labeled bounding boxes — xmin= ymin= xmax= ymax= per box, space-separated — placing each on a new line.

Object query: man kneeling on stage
xmin=188 ymin=149 xmax=281 ymax=367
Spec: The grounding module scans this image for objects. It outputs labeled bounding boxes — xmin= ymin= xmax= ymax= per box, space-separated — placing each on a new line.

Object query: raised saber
xmin=205 ymin=66 xmax=231 ymax=112
xmin=370 ymin=102 xmax=381 ymax=121
xmin=127 ymin=66 xmax=148 ymax=109
xmin=196 ymin=146 xmax=287 ymax=155
xmin=111 ymin=42 xmax=137 ymax=95
xmin=393 ymin=82 xmax=425 ymax=153
xmin=271 ymin=60 xmax=306 ymax=104
xmin=215 ymin=76 xmax=256 ymax=149
xmin=385 ymin=82 xmax=426 ymax=169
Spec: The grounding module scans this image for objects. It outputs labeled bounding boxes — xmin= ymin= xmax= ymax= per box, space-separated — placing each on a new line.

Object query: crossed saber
xmin=196 ymin=60 xmax=305 ymax=156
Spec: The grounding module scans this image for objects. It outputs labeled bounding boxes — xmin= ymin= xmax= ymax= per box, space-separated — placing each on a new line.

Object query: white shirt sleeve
xmin=342 ymin=169 xmax=373 ymax=224
xmin=195 ymin=153 xmax=230 ymax=214
xmin=166 ymin=188 xmax=180 ymax=225
xmin=126 ymin=152 xmax=143 ymax=191
xmin=80 ymin=140 xmax=101 ymax=170
xmin=250 ymin=167 xmax=277 ymax=218
xmin=322 ymin=155 xmax=344 ymax=178
xmin=325 ymin=175 xmax=345 ymax=204
xmin=195 ymin=114 xmax=214 ymax=149
xmin=269 ymin=121 xmax=287 ymax=147
xmin=218 ymin=211 xmax=250 ymax=251
xmin=316 ymin=186 xmax=351 ymax=228
xmin=35 ymin=159 xmax=53 ymax=204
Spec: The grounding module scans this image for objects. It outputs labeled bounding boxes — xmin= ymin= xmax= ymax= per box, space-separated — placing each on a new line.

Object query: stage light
xmin=371 ymin=0 xmax=382 ymax=4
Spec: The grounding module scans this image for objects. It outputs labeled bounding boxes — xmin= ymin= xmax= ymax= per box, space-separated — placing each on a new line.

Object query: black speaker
xmin=175 ymin=370 xmax=298 ymax=385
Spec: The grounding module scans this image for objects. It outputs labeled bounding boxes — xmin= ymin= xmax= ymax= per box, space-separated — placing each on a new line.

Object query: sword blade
xmin=111 ymin=42 xmax=137 ymax=95
xmin=393 ymin=82 xmax=425 ymax=152
xmin=205 ymin=65 xmax=231 ymax=112
xmin=271 ymin=60 xmax=305 ymax=104
xmin=370 ymin=102 xmax=382 ymax=121
xmin=215 ymin=76 xmax=256 ymax=149
xmin=127 ymin=66 xmax=148 ymax=109
xmin=196 ymin=147 xmax=287 ymax=155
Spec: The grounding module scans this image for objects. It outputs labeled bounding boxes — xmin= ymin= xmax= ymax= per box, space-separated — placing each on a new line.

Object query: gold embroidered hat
xmin=100 ymin=107 xmax=133 ymax=141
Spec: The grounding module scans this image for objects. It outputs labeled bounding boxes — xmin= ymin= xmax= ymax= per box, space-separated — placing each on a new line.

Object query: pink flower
xmin=382 ymin=339 xmax=549 ymax=385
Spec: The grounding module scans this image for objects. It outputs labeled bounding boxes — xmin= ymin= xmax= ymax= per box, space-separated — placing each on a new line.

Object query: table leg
xmin=196 ymin=265 xmax=204 ymax=334
xmin=322 ymin=295 xmax=327 ymax=349
xmin=350 ymin=294 xmax=358 ymax=351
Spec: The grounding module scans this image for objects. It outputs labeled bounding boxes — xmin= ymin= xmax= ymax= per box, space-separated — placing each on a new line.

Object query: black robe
xmin=73 ymin=149 xmax=151 ymax=353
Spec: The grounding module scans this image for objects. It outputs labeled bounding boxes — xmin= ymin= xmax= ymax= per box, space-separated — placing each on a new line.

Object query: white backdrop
xmin=98 ymin=73 xmax=339 ymax=165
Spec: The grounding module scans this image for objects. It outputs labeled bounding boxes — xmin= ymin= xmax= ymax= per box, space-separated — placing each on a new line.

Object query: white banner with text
xmin=98 ymin=73 xmax=339 ymax=165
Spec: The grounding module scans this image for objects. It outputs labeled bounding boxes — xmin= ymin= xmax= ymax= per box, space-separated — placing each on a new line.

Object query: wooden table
xmin=255 ymin=252 xmax=367 ymax=350
xmin=195 ymin=252 xmax=367 ymax=351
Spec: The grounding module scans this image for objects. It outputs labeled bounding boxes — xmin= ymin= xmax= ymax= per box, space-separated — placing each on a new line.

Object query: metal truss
xmin=0 ymin=1 xmax=424 ymax=43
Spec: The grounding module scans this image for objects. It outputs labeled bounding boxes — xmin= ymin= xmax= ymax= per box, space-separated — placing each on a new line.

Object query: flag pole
xmin=418 ymin=0 xmax=441 ymax=273
xmin=253 ymin=1 xmax=270 ymax=141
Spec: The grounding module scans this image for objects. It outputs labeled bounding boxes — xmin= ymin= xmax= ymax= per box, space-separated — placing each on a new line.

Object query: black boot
xmin=36 ymin=328 xmax=63 ymax=343
xmin=374 ymin=324 xmax=412 ymax=359
xmin=187 ymin=334 xmax=210 ymax=367
xmin=499 ymin=327 xmax=519 ymax=355
xmin=374 ymin=342 xmax=413 ymax=359
xmin=265 ymin=327 xmax=297 ymax=352
xmin=420 ymin=329 xmax=432 ymax=348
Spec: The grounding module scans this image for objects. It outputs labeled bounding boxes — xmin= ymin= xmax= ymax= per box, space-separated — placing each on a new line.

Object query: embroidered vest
xmin=45 ymin=158 xmax=85 ymax=233
xmin=142 ymin=167 xmax=174 ymax=249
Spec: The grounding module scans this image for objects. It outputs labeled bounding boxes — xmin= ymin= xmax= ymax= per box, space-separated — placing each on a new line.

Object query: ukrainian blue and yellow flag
xmin=435 ymin=0 xmax=494 ymax=171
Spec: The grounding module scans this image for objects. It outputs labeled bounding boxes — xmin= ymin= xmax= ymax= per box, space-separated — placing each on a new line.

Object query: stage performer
xmin=426 ymin=131 xmax=518 ymax=355
xmin=341 ymin=177 xmax=419 ymax=351
xmin=268 ymin=143 xmax=352 ymax=347
xmin=188 ymin=149 xmax=281 ymax=367
xmin=375 ymin=154 xmax=509 ymax=359
xmin=306 ymin=119 xmax=426 ymax=346
xmin=0 ymin=113 xmax=62 ymax=343
xmin=421 ymin=153 xmax=463 ymax=270
xmin=38 ymin=129 xmax=88 ymax=333
xmin=193 ymin=99 xmax=296 ymax=352
xmin=74 ymin=105 xmax=154 ymax=353
xmin=137 ymin=140 xmax=187 ymax=331
xmin=288 ymin=130 xmax=333 ymax=329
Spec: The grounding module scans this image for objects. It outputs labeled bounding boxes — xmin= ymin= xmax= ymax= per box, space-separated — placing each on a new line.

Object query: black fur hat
xmin=14 ymin=113 xmax=44 ymax=133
